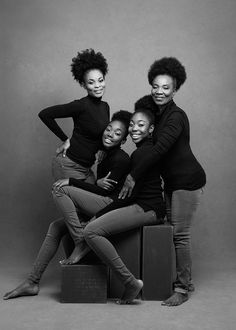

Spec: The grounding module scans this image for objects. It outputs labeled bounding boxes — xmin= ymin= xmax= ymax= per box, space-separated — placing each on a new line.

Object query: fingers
xmin=127 ymin=186 xmax=133 ymax=197
xmin=119 ymin=186 xmax=128 ymax=199
xmin=106 ymin=179 xmax=118 ymax=184
xmin=105 ymin=171 xmax=111 ymax=179
xmin=52 ymin=180 xmax=66 ymax=193
xmin=103 ymin=183 xmax=114 ymax=190
xmin=56 ymin=147 xmax=62 ymax=155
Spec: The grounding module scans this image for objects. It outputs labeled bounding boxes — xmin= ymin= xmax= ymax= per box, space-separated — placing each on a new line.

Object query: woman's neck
xmin=87 ymin=94 xmax=102 ymax=103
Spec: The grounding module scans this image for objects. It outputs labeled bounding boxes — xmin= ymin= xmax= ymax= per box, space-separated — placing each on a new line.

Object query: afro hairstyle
xmin=148 ymin=57 xmax=186 ymax=91
xmin=111 ymin=110 xmax=132 ymax=138
xmin=71 ymin=48 xmax=108 ymax=85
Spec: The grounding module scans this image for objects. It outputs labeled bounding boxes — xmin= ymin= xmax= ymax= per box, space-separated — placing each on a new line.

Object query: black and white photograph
xmin=1 ymin=0 xmax=236 ymax=329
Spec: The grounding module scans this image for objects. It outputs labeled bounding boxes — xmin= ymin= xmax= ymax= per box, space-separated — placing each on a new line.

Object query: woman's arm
xmin=131 ymin=111 xmax=184 ymax=180
xmin=38 ymin=101 xmax=78 ymax=141
xmin=119 ymin=112 xmax=184 ymax=198
xmin=97 ymin=155 xmax=130 ymax=191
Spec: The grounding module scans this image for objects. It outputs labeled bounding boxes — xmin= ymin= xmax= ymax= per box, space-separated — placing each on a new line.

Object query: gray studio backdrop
xmin=1 ymin=0 xmax=236 ymax=276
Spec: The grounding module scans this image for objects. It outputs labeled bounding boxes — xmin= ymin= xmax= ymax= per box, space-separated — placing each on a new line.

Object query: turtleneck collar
xmin=158 ymin=99 xmax=174 ymax=115
xmin=87 ymin=94 xmax=102 ymax=103
xmin=136 ymin=137 xmax=153 ymax=149
xmin=101 ymin=143 xmax=121 ymax=154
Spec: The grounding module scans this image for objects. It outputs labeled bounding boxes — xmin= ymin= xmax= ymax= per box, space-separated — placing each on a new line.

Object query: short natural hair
xmin=71 ymin=48 xmax=108 ymax=85
xmin=148 ymin=57 xmax=186 ymax=90
xmin=133 ymin=108 xmax=155 ymax=125
xmin=111 ymin=110 xmax=132 ymax=138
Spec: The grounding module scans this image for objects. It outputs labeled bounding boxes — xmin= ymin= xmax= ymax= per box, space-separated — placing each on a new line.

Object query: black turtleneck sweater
xmin=38 ymin=95 xmax=110 ymax=167
xmin=132 ymin=96 xmax=206 ymax=192
xmin=68 ymin=146 xmax=130 ymax=199
xmin=95 ymin=138 xmax=166 ymax=219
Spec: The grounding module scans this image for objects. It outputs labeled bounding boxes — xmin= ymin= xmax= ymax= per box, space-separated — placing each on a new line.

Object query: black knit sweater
xmin=95 ymin=138 xmax=166 ymax=219
xmin=132 ymin=96 xmax=206 ymax=192
xmin=38 ymin=95 xmax=110 ymax=167
xmin=69 ymin=146 xmax=130 ymax=199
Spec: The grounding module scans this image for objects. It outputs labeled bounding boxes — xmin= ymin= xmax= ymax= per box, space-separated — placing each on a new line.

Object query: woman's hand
xmin=52 ymin=179 xmax=69 ymax=193
xmin=56 ymin=139 xmax=70 ymax=157
xmin=97 ymin=172 xmax=117 ymax=190
xmin=118 ymin=174 xmax=135 ymax=199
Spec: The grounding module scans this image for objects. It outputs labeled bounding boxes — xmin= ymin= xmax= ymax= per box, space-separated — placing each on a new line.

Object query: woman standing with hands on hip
xmin=119 ymin=57 xmax=206 ymax=306
xmin=38 ymin=48 xmax=110 ymax=182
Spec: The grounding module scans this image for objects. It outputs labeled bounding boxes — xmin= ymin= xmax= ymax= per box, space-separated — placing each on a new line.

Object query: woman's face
xmin=102 ymin=120 xmax=126 ymax=149
xmin=82 ymin=69 xmax=106 ymax=98
xmin=151 ymin=74 xmax=176 ymax=106
xmin=129 ymin=112 xmax=154 ymax=144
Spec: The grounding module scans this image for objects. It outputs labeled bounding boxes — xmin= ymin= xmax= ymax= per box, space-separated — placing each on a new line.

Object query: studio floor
xmin=0 ymin=262 xmax=235 ymax=330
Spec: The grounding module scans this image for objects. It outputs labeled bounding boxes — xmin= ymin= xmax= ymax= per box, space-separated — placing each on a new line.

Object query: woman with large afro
xmin=39 ymin=48 xmax=110 ymax=182
xmin=119 ymin=57 xmax=206 ymax=306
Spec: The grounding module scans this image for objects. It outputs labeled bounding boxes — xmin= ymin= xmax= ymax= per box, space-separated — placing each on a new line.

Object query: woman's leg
xmin=3 ymin=219 xmax=67 ymax=300
xmin=52 ymin=187 xmax=113 ymax=264
xmin=52 ymin=153 xmax=95 ymax=183
xmin=84 ymin=205 xmax=158 ymax=303
xmin=162 ymin=189 xmax=203 ymax=306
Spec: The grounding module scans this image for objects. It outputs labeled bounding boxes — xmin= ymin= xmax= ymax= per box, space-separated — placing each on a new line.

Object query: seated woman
xmin=3 ymin=111 xmax=131 ymax=300
xmin=81 ymin=109 xmax=166 ymax=305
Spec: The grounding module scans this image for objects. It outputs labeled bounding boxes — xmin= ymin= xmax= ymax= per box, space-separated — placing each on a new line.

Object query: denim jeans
xmin=52 ymin=153 xmax=95 ymax=183
xmin=28 ymin=219 xmax=67 ymax=284
xmin=165 ymin=188 xmax=203 ymax=294
xmin=84 ymin=205 xmax=161 ymax=285
xmin=52 ymin=186 xmax=113 ymax=245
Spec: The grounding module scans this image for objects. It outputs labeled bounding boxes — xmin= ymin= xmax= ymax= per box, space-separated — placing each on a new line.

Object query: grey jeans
xmin=52 ymin=153 xmax=95 ymax=183
xmin=84 ymin=205 xmax=161 ymax=285
xmin=28 ymin=218 xmax=67 ymax=284
xmin=165 ymin=188 xmax=204 ymax=294
xmin=52 ymin=186 xmax=113 ymax=244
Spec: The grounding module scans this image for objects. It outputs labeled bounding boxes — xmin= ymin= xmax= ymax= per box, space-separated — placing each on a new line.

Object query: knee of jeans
xmin=52 ymin=186 xmax=67 ymax=198
xmin=47 ymin=220 xmax=65 ymax=239
xmin=84 ymin=223 xmax=101 ymax=241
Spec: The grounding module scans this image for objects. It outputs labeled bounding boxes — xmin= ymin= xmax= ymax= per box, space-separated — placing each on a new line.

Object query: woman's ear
xmin=149 ymin=124 xmax=154 ymax=135
xmin=81 ymin=82 xmax=86 ymax=90
xmin=121 ymin=137 xmax=127 ymax=145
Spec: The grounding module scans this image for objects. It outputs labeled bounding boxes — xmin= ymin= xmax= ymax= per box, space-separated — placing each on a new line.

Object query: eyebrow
xmin=130 ymin=119 xmax=147 ymax=124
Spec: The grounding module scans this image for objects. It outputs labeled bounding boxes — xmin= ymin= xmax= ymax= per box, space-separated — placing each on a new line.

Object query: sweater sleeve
xmin=102 ymin=155 xmax=130 ymax=191
xmin=68 ymin=178 xmax=109 ymax=196
xmin=131 ymin=111 xmax=184 ymax=180
xmin=38 ymin=101 xmax=79 ymax=141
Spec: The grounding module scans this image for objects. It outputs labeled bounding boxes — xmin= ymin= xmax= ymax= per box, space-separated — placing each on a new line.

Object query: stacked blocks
xmin=61 ymin=224 xmax=174 ymax=302
xmin=142 ymin=224 xmax=174 ymax=300
xmin=61 ymin=264 xmax=108 ymax=303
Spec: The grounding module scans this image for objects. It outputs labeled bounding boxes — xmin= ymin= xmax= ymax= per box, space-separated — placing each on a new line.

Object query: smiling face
xmin=129 ymin=112 xmax=154 ymax=144
xmin=151 ymin=74 xmax=176 ymax=107
xmin=102 ymin=120 xmax=127 ymax=149
xmin=82 ymin=69 xmax=106 ymax=98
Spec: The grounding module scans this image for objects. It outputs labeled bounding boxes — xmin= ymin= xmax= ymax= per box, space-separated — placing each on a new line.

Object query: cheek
xmin=163 ymin=90 xmax=174 ymax=97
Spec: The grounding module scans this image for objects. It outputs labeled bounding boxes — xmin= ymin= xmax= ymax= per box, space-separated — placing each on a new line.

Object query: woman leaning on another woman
xmin=120 ymin=57 xmax=206 ymax=306
xmin=3 ymin=111 xmax=131 ymax=300
xmin=83 ymin=109 xmax=166 ymax=305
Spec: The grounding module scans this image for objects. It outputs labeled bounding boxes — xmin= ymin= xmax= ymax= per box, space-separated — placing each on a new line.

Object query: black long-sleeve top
xmin=131 ymin=96 xmax=206 ymax=192
xmin=68 ymin=146 xmax=130 ymax=199
xmin=95 ymin=138 xmax=166 ymax=219
xmin=38 ymin=95 xmax=110 ymax=167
